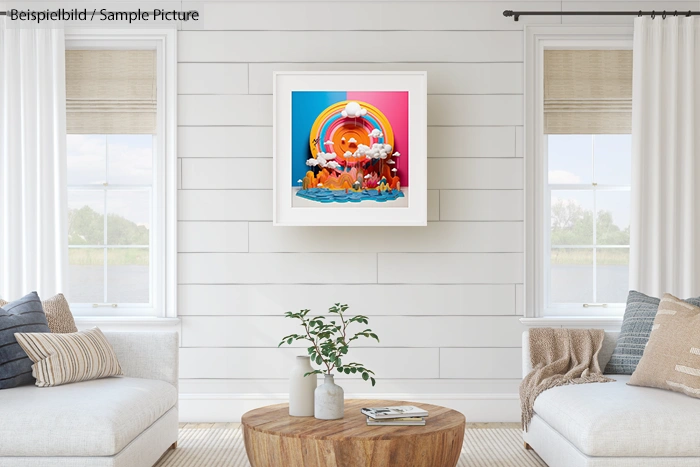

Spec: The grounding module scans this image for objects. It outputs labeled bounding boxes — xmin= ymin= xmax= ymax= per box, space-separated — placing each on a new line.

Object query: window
xmin=524 ymin=27 xmax=634 ymax=319
xmin=546 ymin=134 xmax=631 ymax=312
xmin=67 ymin=134 xmax=154 ymax=307
xmin=64 ymin=30 xmax=177 ymax=317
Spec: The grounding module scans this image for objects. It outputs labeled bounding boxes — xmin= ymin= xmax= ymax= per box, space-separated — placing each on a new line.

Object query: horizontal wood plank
xmin=439 ymin=190 xmax=524 ymax=221
xmin=178 ymin=253 xmax=378 ymax=284
xmin=178 ymin=63 xmax=248 ymax=94
xmin=181 ymin=315 xmax=524 ymax=347
xmin=179 ymin=127 xmax=272 ymax=158
xmin=177 ymin=284 xmax=516 ymax=316
xmin=429 ymin=127 xmax=516 ymax=158
xmin=178 ymin=31 xmax=523 ymax=63
xmin=378 ymin=253 xmax=523 ymax=284
xmin=428 ymin=190 xmax=439 ymax=221
xmin=429 ymin=159 xmax=524 ymax=189
xmin=182 ymin=159 xmax=272 ymax=189
xmin=428 ymin=95 xmax=523 ymax=126
xmin=179 ymin=95 xmax=271 ymax=126
xmin=178 ymin=222 xmax=249 ymax=253
xmin=178 ymin=190 xmax=272 ymax=221
xmin=249 ymin=63 xmax=523 ymax=95
xmin=248 ymin=221 xmax=523 ymax=253
xmin=179 ymin=378 xmax=521 ymax=395
xmin=440 ymin=348 xmax=522 ymax=379
xmin=180 ymin=347 xmax=440 ymax=379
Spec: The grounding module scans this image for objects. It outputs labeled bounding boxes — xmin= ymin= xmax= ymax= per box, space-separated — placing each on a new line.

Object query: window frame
xmin=65 ymin=29 xmax=177 ymax=318
xmin=524 ymin=25 xmax=633 ymax=319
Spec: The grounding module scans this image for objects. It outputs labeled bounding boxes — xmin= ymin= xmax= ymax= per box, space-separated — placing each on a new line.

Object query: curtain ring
xmin=638 ymin=10 xmax=642 ymax=17
xmin=688 ymin=10 xmax=693 ymax=17
xmin=674 ymin=10 xmax=678 ymax=17
xmin=662 ymin=11 xmax=667 ymax=19
xmin=651 ymin=10 xmax=655 ymax=19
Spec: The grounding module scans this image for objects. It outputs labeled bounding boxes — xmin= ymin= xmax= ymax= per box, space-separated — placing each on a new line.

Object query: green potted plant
xmin=279 ymin=303 xmax=379 ymax=420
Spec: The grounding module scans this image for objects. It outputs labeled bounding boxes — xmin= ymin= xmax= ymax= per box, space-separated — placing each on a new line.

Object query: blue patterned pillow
xmin=0 ymin=292 xmax=50 ymax=389
xmin=605 ymin=291 xmax=700 ymax=374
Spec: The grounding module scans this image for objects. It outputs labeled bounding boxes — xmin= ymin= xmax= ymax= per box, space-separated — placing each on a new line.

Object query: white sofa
xmin=0 ymin=332 xmax=179 ymax=467
xmin=523 ymin=331 xmax=700 ymax=466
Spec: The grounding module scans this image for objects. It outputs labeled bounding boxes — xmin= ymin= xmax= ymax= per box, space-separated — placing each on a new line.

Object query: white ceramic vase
xmin=289 ymin=356 xmax=316 ymax=417
xmin=314 ymin=374 xmax=344 ymax=420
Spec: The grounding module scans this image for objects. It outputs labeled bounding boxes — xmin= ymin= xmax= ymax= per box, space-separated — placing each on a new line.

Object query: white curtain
xmin=0 ymin=20 xmax=68 ymax=300
xmin=630 ymin=17 xmax=700 ymax=297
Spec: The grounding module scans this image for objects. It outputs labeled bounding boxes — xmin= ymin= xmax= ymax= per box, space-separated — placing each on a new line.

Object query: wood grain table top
xmin=241 ymin=399 xmax=466 ymax=441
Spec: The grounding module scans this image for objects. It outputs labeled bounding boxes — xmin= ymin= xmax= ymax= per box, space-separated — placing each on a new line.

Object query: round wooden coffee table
xmin=241 ymin=399 xmax=465 ymax=467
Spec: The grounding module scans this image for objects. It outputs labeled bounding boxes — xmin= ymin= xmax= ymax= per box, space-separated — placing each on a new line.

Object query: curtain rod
xmin=504 ymin=10 xmax=700 ymax=21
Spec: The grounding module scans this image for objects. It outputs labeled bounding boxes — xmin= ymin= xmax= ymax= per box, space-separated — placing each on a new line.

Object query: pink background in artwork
xmin=347 ymin=91 xmax=409 ymax=186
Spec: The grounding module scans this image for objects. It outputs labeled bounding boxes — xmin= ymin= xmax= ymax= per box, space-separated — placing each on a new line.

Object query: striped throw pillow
xmin=14 ymin=327 xmax=123 ymax=387
xmin=629 ymin=294 xmax=700 ymax=398
xmin=605 ymin=291 xmax=700 ymax=374
xmin=0 ymin=292 xmax=51 ymax=389
xmin=1 ymin=294 xmax=77 ymax=334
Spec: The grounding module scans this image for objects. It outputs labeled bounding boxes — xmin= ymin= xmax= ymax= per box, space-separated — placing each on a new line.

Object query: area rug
xmin=156 ymin=424 xmax=546 ymax=466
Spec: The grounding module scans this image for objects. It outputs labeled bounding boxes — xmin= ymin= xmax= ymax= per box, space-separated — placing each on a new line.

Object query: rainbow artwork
xmin=291 ymin=91 xmax=408 ymax=206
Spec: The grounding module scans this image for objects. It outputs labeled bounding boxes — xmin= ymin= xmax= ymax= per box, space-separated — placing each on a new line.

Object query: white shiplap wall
xmin=174 ymin=0 xmax=546 ymax=423
xmin=34 ymin=0 xmax=691 ymax=422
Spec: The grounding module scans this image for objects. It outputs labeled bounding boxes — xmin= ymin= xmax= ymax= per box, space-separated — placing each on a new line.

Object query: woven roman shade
xmin=66 ymin=50 xmax=156 ymax=134
xmin=544 ymin=50 xmax=632 ymax=134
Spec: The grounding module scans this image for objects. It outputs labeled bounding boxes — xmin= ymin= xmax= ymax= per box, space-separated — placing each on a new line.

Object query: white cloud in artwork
xmin=344 ymin=151 xmax=353 ymax=157
xmin=348 ymin=137 xmax=357 ymax=144
xmin=383 ymin=144 xmax=392 ymax=153
xmin=341 ymin=101 xmax=368 ymax=118
xmin=317 ymin=152 xmax=336 ymax=163
xmin=324 ymin=140 xmax=334 ymax=146
xmin=306 ymin=159 xmax=320 ymax=167
xmin=326 ymin=161 xmax=341 ymax=170
xmin=364 ymin=174 xmax=371 ymax=179
xmin=368 ymin=129 xmax=383 ymax=139
xmin=387 ymin=160 xmax=395 ymax=165
xmin=392 ymin=151 xmax=400 ymax=157
xmin=392 ymin=168 xmax=398 ymax=172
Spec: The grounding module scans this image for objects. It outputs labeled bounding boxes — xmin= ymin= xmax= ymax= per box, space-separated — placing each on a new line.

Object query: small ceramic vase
xmin=314 ymin=374 xmax=344 ymax=420
xmin=289 ymin=356 xmax=316 ymax=417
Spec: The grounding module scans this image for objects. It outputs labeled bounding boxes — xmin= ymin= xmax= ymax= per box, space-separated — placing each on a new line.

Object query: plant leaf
xmin=362 ymin=372 xmax=369 ymax=381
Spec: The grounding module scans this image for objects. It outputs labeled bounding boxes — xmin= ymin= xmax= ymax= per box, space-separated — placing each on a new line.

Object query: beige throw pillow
xmin=629 ymin=293 xmax=700 ymax=398
xmin=0 ymin=293 xmax=77 ymax=333
xmin=14 ymin=327 xmax=123 ymax=387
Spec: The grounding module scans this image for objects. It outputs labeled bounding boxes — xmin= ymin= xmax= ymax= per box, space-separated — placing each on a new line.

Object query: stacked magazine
xmin=361 ymin=405 xmax=428 ymax=426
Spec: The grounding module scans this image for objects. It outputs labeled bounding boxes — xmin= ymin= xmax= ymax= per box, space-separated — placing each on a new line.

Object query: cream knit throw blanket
xmin=520 ymin=328 xmax=614 ymax=431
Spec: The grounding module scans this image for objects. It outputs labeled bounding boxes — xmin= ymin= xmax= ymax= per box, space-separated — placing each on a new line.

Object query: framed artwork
xmin=273 ymin=71 xmax=427 ymax=226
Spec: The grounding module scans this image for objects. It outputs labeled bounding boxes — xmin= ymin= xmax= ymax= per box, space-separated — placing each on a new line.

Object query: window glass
xmin=547 ymin=134 xmax=631 ymax=308
xmin=67 ymin=134 xmax=153 ymax=306
xmin=548 ymin=135 xmax=592 ymax=185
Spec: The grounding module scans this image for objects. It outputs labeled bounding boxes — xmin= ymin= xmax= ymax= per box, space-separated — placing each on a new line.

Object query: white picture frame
xmin=273 ymin=71 xmax=427 ymax=226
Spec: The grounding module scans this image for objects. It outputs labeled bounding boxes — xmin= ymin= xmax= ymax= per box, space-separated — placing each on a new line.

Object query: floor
xmin=155 ymin=422 xmax=546 ymax=466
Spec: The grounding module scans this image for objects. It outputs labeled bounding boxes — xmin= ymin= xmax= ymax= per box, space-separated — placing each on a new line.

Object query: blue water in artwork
xmin=296 ymin=188 xmax=405 ymax=203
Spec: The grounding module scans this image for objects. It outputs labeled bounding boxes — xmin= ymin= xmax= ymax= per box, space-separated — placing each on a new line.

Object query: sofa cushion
xmin=0 ymin=293 xmax=78 ymax=333
xmin=0 ymin=292 xmax=51 ymax=389
xmin=0 ymin=377 xmax=177 ymax=456
xmin=533 ymin=375 xmax=700 ymax=457
xmin=605 ymin=291 xmax=700 ymax=375
xmin=16 ymin=327 xmax=123 ymax=387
